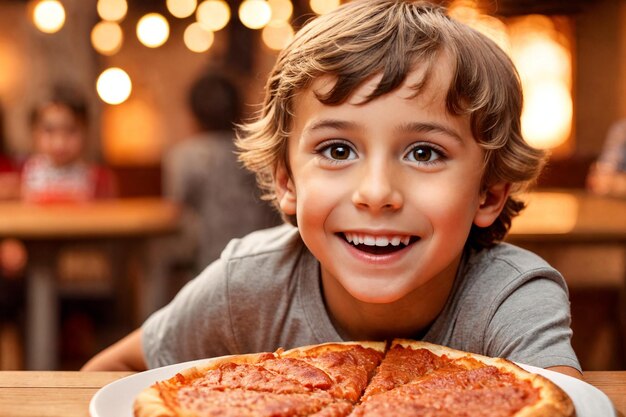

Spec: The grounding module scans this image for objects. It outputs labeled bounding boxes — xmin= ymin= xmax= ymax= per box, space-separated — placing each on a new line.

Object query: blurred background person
xmin=144 ymin=70 xmax=281 ymax=316
xmin=21 ymin=85 xmax=116 ymax=203
xmin=586 ymin=118 xmax=626 ymax=198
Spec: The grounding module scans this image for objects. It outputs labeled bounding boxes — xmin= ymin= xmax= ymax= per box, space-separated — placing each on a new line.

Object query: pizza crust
xmin=280 ymin=340 xmax=387 ymax=358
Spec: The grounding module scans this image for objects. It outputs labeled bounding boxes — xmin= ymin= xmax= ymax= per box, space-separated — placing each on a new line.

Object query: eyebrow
xmin=304 ymin=119 xmax=359 ymax=133
xmin=396 ymin=121 xmax=464 ymax=143
xmin=305 ymin=119 xmax=465 ymax=144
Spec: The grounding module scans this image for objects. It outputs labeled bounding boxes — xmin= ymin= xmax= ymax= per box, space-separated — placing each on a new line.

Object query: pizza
xmin=133 ymin=339 xmax=575 ymax=417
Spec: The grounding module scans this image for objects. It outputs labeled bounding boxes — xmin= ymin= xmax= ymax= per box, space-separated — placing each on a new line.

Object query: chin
xmin=347 ymin=287 xmax=409 ymax=305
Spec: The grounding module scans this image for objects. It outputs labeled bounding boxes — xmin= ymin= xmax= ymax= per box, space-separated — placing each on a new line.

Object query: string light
xmin=239 ymin=0 xmax=272 ymax=30
xmin=97 ymin=67 xmax=132 ymax=105
xmin=184 ymin=22 xmax=215 ymax=53
xmin=136 ymin=13 xmax=170 ymax=48
xmin=166 ymin=0 xmax=197 ymax=19
xmin=97 ymin=0 xmax=127 ymax=22
xmin=267 ymin=0 xmax=293 ymax=22
xmin=91 ymin=21 xmax=123 ymax=56
xmin=262 ymin=21 xmax=294 ymax=50
xmin=32 ymin=0 xmax=65 ymax=34
xmin=196 ymin=0 xmax=230 ymax=32
xmin=309 ymin=0 xmax=340 ymax=15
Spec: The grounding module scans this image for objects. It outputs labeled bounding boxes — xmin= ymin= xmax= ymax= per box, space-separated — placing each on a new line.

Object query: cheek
xmin=294 ymin=172 xmax=346 ymax=227
xmin=417 ymin=178 xmax=481 ymax=232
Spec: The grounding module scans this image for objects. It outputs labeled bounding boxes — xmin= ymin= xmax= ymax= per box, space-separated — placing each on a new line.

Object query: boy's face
xmin=33 ymin=104 xmax=85 ymax=167
xmin=275 ymin=54 xmax=508 ymax=308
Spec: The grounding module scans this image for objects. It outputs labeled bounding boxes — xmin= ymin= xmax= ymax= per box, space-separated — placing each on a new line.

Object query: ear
xmin=275 ymin=162 xmax=297 ymax=215
xmin=473 ymin=182 xmax=511 ymax=228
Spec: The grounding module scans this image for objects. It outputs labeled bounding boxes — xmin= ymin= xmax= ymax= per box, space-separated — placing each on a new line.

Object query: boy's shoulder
xmin=221 ymin=223 xmax=303 ymax=261
xmin=462 ymin=242 xmax=564 ymax=293
xmin=470 ymin=242 xmax=554 ymax=273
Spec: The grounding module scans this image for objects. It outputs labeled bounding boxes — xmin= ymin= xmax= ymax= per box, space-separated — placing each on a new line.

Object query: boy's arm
xmin=81 ymin=328 xmax=147 ymax=371
xmin=546 ymin=366 xmax=583 ymax=379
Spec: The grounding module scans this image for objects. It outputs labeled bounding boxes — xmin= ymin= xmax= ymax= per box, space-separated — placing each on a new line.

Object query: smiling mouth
xmin=340 ymin=232 xmax=419 ymax=255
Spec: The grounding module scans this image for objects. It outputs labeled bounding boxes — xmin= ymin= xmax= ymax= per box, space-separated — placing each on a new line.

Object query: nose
xmin=351 ymin=160 xmax=403 ymax=212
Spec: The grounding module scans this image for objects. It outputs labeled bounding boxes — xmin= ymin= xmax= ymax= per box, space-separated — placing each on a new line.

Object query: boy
xmin=83 ymin=0 xmax=581 ymax=378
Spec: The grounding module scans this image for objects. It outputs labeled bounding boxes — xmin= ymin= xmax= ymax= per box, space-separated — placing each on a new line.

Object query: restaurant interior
xmin=0 ymin=0 xmax=624 ymax=375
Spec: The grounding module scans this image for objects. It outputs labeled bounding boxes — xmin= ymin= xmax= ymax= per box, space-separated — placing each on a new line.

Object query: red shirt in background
xmin=20 ymin=155 xmax=116 ymax=203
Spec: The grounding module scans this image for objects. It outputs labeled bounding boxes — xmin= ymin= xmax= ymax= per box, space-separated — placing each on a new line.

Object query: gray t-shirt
xmin=143 ymin=224 xmax=580 ymax=372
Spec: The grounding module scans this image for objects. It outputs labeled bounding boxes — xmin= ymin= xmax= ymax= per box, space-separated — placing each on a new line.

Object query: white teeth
xmin=343 ymin=233 xmax=412 ymax=247
xmin=375 ymin=237 xmax=389 ymax=246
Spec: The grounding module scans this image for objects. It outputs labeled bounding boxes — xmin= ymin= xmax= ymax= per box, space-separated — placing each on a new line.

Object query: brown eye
xmin=329 ymin=145 xmax=351 ymax=160
xmin=412 ymin=146 xmax=432 ymax=162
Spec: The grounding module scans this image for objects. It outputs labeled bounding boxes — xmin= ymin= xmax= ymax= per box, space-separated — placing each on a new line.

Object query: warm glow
xmin=511 ymin=192 xmax=578 ymax=235
xmin=33 ymin=0 xmax=65 ymax=34
xmin=196 ymin=0 xmax=230 ymax=31
xmin=184 ymin=22 xmax=215 ymax=53
xmin=167 ymin=0 xmax=197 ymax=19
xmin=309 ymin=0 xmax=341 ymax=15
xmin=262 ymin=21 xmax=294 ymax=50
xmin=521 ymin=82 xmax=572 ymax=149
xmin=239 ymin=0 xmax=272 ymax=29
xmin=0 ymin=41 xmax=24 ymax=96
xmin=91 ymin=21 xmax=123 ymax=56
xmin=97 ymin=0 xmax=128 ymax=22
xmin=512 ymin=34 xmax=571 ymax=85
xmin=509 ymin=16 xmax=572 ymax=150
xmin=97 ymin=67 xmax=132 ymax=105
xmin=136 ymin=13 xmax=170 ymax=48
xmin=102 ymin=97 xmax=162 ymax=165
xmin=268 ymin=0 xmax=293 ymax=22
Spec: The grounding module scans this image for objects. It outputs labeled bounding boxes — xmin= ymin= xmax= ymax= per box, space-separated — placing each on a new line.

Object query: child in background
xmin=82 ymin=0 xmax=581 ymax=378
xmin=21 ymin=86 xmax=116 ymax=203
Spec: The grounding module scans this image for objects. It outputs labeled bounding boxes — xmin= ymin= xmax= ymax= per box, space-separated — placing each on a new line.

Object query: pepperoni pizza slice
xmin=133 ymin=341 xmax=385 ymax=417
xmin=356 ymin=339 xmax=575 ymax=417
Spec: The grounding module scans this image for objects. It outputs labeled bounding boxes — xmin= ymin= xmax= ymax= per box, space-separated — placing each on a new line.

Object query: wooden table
xmin=508 ymin=189 xmax=626 ymax=243
xmin=0 ymin=198 xmax=180 ymax=370
xmin=0 ymin=371 xmax=623 ymax=417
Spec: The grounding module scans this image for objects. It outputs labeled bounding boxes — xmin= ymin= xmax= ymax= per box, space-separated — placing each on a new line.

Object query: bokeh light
xmin=262 ymin=21 xmax=294 ymax=50
xmin=166 ymin=0 xmax=197 ymax=19
xmin=239 ymin=0 xmax=272 ymax=29
xmin=136 ymin=13 xmax=170 ymax=48
xmin=196 ymin=0 xmax=230 ymax=32
xmin=97 ymin=67 xmax=132 ymax=105
xmin=309 ymin=0 xmax=340 ymax=15
xmin=184 ymin=22 xmax=215 ymax=53
xmin=33 ymin=0 xmax=65 ymax=34
xmin=267 ymin=0 xmax=293 ymax=22
xmin=97 ymin=0 xmax=128 ymax=22
xmin=91 ymin=21 xmax=123 ymax=56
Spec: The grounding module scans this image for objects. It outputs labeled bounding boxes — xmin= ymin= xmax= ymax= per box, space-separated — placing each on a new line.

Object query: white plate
xmin=90 ymin=360 xmax=616 ymax=417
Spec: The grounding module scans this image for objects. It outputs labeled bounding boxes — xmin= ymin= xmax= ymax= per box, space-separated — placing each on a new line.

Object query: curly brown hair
xmin=237 ymin=0 xmax=547 ymax=249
